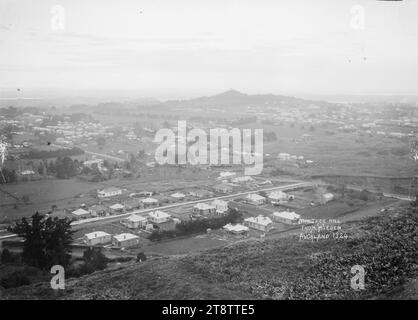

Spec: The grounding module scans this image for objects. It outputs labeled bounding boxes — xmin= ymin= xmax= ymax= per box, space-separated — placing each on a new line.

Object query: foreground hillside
xmin=2 ymin=206 xmax=417 ymax=300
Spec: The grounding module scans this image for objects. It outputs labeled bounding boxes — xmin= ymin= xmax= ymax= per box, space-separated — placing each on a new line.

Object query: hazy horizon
xmin=1 ymin=0 xmax=418 ymax=97
xmin=2 ymin=87 xmax=418 ymax=104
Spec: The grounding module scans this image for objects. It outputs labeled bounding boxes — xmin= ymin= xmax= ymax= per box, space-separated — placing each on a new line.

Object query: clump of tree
xmin=48 ymin=156 xmax=80 ymax=179
xmin=96 ymin=136 xmax=106 ymax=149
xmin=270 ymin=168 xmax=289 ymax=176
xmin=67 ymin=247 xmax=108 ymax=278
xmin=136 ymin=252 xmax=147 ymax=262
xmin=8 ymin=212 xmax=74 ymax=269
xmin=83 ymin=247 xmax=108 ymax=270
xmin=0 ymin=270 xmax=30 ymax=288
xmin=377 ymin=149 xmax=389 ymax=156
xmin=20 ymin=147 xmax=84 ymax=160
xmin=390 ymin=146 xmax=409 ymax=157
xmin=149 ymin=210 xmax=242 ymax=241
xmin=348 ymin=189 xmax=374 ymax=202
xmin=0 ymin=106 xmax=20 ymax=119
xmin=0 ymin=248 xmax=20 ymax=264
xmin=264 ymin=131 xmax=278 ymax=142
xmin=0 ymin=168 xmax=17 ymax=183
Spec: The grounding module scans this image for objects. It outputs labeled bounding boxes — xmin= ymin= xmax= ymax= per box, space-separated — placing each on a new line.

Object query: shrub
xmin=390 ymin=147 xmax=409 ymax=157
xmin=83 ymin=248 xmax=108 ymax=271
xmin=0 ymin=271 xmax=31 ymax=288
xmin=137 ymin=252 xmax=147 ymax=262
xmin=0 ymin=249 xmax=20 ymax=264
xmin=1 ymin=249 xmax=12 ymax=264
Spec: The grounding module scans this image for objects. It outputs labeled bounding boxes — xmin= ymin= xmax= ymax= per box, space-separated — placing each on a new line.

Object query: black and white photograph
xmin=0 ymin=0 xmax=417 ymax=306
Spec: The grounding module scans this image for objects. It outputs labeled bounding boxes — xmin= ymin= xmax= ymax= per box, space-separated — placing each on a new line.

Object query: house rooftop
xmin=194 ymin=203 xmax=216 ymax=210
xmin=126 ymin=214 xmax=146 ymax=222
xmin=109 ymin=203 xmax=124 ymax=210
xmin=170 ymin=192 xmax=185 ymax=198
xmin=224 ymin=223 xmax=249 ymax=233
xmin=269 ymin=190 xmax=287 ymax=197
xmin=113 ymin=233 xmax=139 ymax=242
xmin=84 ymin=231 xmax=110 ymax=239
xmin=245 ymin=215 xmax=273 ymax=226
xmin=72 ymin=208 xmax=90 ymax=216
xmin=246 ymin=194 xmax=266 ymax=201
xmin=273 ymin=211 xmax=300 ymax=220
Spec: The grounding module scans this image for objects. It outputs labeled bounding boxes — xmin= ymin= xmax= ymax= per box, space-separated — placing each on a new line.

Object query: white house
xmin=122 ymin=214 xmax=147 ymax=229
xmin=244 ymin=215 xmax=273 ymax=232
xmin=218 ymin=171 xmax=236 ymax=180
xmin=170 ymin=192 xmax=186 ymax=200
xmin=189 ymin=189 xmax=213 ymax=198
xmin=148 ymin=210 xmax=171 ymax=224
xmin=212 ymin=199 xmax=229 ymax=214
xmin=98 ymin=187 xmax=122 ymax=198
xmin=232 ymin=176 xmax=254 ymax=184
xmin=21 ymin=170 xmax=36 ymax=176
xmin=322 ymin=193 xmax=334 ymax=204
xmin=72 ymin=208 xmax=90 ymax=218
xmin=268 ymin=190 xmax=288 ymax=202
xmin=212 ymin=183 xmax=234 ymax=194
xmin=112 ymin=233 xmax=140 ymax=248
xmin=278 ymin=152 xmax=291 ymax=161
xmin=272 ymin=211 xmax=300 ymax=225
xmin=246 ymin=193 xmax=266 ymax=206
xmin=223 ymin=223 xmax=249 ymax=235
xmin=141 ymin=197 xmax=159 ymax=207
xmin=109 ymin=203 xmax=124 ymax=214
xmin=84 ymin=231 xmax=112 ymax=246
xmin=193 ymin=203 xmax=216 ymax=215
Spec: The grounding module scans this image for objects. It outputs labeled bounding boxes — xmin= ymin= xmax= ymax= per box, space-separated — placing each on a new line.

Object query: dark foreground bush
xmin=0 ymin=270 xmax=31 ymax=288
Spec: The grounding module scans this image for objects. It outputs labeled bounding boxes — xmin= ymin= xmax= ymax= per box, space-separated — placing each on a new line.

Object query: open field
xmin=261 ymin=124 xmax=416 ymax=177
xmin=144 ymin=235 xmax=228 ymax=255
xmin=0 ymin=179 xmax=104 ymax=220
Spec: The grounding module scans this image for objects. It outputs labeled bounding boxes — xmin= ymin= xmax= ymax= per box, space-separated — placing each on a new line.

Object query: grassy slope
xmin=2 ymin=206 xmax=417 ymax=300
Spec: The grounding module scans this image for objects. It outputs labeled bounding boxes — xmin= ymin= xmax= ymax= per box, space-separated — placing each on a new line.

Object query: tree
xmin=133 ymin=122 xmax=143 ymax=136
xmin=55 ymin=156 xmax=77 ymax=179
xmin=1 ymin=249 xmax=13 ymax=264
xmin=8 ymin=212 xmax=74 ymax=269
xmin=47 ymin=160 xmax=56 ymax=175
xmin=0 ymin=270 xmax=30 ymax=288
xmin=37 ymin=163 xmax=44 ymax=175
xmin=82 ymin=247 xmax=108 ymax=270
xmin=128 ymin=152 xmax=137 ymax=167
xmin=0 ymin=168 xmax=17 ymax=184
xmin=163 ymin=120 xmax=170 ymax=128
xmin=96 ymin=136 xmax=106 ymax=148
xmin=338 ymin=183 xmax=346 ymax=198
xmin=22 ymin=195 xmax=30 ymax=204
xmin=137 ymin=252 xmax=147 ymax=262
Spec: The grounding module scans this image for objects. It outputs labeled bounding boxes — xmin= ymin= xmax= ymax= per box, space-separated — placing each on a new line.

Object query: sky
xmin=0 ymin=0 xmax=418 ymax=98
